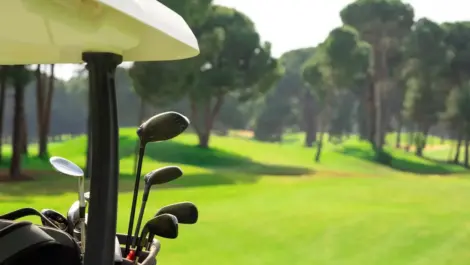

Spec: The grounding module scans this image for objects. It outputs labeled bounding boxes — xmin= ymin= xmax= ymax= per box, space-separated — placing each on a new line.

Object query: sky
xmin=53 ymin=0 xmax=470 ymax=80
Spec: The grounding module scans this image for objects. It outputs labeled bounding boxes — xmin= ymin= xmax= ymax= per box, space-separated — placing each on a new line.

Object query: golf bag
xmin=0 ymin=208 xmax=81 ymax=265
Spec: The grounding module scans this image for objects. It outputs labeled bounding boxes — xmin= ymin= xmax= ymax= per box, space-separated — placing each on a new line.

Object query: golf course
xmin=1 ymin=130 xmax=470 ymax=265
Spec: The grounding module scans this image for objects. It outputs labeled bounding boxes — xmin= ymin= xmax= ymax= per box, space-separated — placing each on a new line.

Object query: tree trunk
xmin=21 ymin=115 xmax=28 ymax=156
xmin=190 ymin=94 xmax=224 ymax=149
xmin=39 ymin=64 xmax=55 ymax=159
xmin=454 ymin=129 xmax=462 ymax=164
xmin=315 ymin=130 xmax=324 ymax=162
xmin=373 ymin=47 xmax=387 ymax=153
xmin=366 ymin=78 xmax=375 ymax=144
xmin=314 ymin=100 xmax=330 ymax=163
xmin=302 ymin=90 xmax=316 ymax=147
xmin=0 ymin=67 xmax=7 ymax=163
xmin=395 ymin=118 xmax=402 ymax=148
xmin=415 ymin=125 xmax=430 ymax=157
xmin=10 ymin=67 xmax=26 ymax=179
xmin=465 ymin=132 xmax=469 ymax=168
xmin=36 ymin=65 xmax=46 ymax=158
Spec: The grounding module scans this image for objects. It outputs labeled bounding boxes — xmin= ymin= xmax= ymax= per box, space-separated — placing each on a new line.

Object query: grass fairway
xmin=1 ymin=129 xmax=470 ymax=265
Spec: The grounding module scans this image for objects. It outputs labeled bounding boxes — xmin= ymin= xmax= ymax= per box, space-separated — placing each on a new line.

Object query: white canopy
xmin=0 ymin=0 xmax=200 ymax=64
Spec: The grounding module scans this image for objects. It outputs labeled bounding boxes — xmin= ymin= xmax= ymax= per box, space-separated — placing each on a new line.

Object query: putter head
xmin=137 ymin=111 xmax=189 ymax=144
xmin=49 ymin=156 xmax=84 ymax=177
xmin=144 ymin=166 xmax=183 ymax=186
xmin=145 ymin=213 xmax=178 ymax=239
xmin=156 ymin=202 xmax=198 ymax=224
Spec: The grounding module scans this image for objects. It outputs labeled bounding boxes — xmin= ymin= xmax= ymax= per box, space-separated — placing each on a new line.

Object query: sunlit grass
xmin=0 ymin=129 xmax=469 ymax=265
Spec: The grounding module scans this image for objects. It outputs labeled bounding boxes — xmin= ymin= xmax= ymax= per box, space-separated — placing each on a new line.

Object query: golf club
xmin=131 ymin=166 xmax=183 ymax=250
xmin=84 ymin=191 xmax=90 ymax=202
xmin=133 ymin=214 xmax=179 ymax=262
xmin=147 ymin=202 xmax=198 ymax=249
xmin=50 ymin=156 xmax=86 ymax=253
xmin=67 ymin=201 xmax=83 ymax=236
xmin=125 ymin=111 xmax=189 ymax=254
xmin=40 ymin=209 xmax=69 ymax=232
xmin=155 ymin=202 xmax=198 ymax=224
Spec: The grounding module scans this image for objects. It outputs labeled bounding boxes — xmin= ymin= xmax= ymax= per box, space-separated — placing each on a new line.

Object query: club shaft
xmin=132 ymin=199 xmax=147 ymax=248
xmin=146 ymin=234 xmax=154 ymax=251
xmin=125 ymin=145 xmax=145 ymax=254
xmin=80 ymin=219 xmax=86 ymax=253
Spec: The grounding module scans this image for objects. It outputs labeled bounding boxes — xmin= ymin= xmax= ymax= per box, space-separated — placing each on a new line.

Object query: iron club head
xmin=156 ymin=202 xmax=198 ymax=224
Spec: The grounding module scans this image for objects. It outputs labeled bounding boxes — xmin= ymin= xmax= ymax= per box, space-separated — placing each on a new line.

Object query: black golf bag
xmin=0 ymin=208 xmax=81 ymax=265
xmin=0 ymin=208 xmax=159 ymax=265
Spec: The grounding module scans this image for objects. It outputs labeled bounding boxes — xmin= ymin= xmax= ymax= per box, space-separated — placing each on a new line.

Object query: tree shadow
xmin=118 ymin=136 xmax=314 ymax=177
xmin=339 ymin=146 xmax=465 ymax=175
xmin=0 ymin=169 xmax=261 ymax=198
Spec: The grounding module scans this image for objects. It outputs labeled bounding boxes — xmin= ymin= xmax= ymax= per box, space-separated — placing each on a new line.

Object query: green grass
xmin=1 ymin=129 xmax=470 ymax=265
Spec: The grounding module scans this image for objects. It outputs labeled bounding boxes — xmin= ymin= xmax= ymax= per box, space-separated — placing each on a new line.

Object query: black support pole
xmin=82 ymin=52 xmax=122 ymax=265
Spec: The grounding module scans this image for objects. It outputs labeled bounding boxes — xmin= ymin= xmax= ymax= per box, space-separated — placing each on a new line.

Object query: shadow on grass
xmin=119 ymin=136 xmax=313 ymax=177
xmin=0 ymin=168 xmax=260 ymax=198
xmin=339 ymin=146 xmax=465 ymax=175
xmin=0 ymin=135 xmax=314 ymax=197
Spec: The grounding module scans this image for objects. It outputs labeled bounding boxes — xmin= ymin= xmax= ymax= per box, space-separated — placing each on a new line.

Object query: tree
xmin=9 ymin=65 xmax=31 ymax=179
xmin=303 ymin=26 xmax=371 ymax=162
xmin=441 ymin=22 xmax=470 ymax=165
xmin=0 ymin=66 xmax=8 ymax=163
xmin=402 ymin=18 xmax=450 ymax=156
xmin=340 ymin=0 xmax=414 ymax=153
xmin=131 ymin=5 xmax=281 ymax=148
xmin=253 ymin=48 xmax=315 ymax=143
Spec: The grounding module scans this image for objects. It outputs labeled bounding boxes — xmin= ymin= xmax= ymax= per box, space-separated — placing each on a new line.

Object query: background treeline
xmin=3 ymin=0 xmax=470 ymax=179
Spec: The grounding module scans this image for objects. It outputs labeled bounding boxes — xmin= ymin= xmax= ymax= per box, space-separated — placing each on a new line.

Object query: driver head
xmin=137 ymin=111 xmax=189 ymax=144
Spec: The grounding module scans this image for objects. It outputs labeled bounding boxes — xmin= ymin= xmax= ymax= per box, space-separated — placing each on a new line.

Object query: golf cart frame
xmin=0 ymin=1 xmax=199 ymax=265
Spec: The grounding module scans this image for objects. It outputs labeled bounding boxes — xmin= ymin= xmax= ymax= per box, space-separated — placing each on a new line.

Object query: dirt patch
xmin=231 ymin=130 xmax=254 ymax=138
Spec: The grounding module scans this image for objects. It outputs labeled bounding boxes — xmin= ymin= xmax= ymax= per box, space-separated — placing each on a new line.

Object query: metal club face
xmin=50 ymin=156 xmax=84 ymax=177
xmin=67 ymin=201 xmax=81 ymax=227
xmin=156 ymin=202 xmax=198 ymax=224
xmin=144 ymin=166 xmax=183 ymax=186
xmin=137 ymin=111 xmax=189 ymax=144
xmin=144 ymin=214 xmax=179 ymax=239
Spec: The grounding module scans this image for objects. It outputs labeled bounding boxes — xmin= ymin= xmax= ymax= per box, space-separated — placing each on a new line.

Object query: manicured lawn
xmin=1 ymin=129 xmax=469 ymax=265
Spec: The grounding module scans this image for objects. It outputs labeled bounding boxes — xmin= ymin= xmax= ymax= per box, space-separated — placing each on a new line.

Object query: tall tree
xmin=0 ymin=66 xmax=7 ymax=163
xmin=402 ymin=18 xmax=450 ymax=156
xmin=131 ymin=5 xmax=280 ymax=148
xmin=9 ymin=65 xmax=31 ymax=179
xmin=340 ymin=0 xmax=414 ymax=154
xmin=303 ymin=26 xmax=370 ymax=162
xmin=441 ymin=22 xmax=470 ymax=164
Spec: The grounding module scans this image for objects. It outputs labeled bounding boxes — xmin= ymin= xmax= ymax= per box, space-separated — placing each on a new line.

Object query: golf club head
xmin=84 ymin=191 xmax=90 ymax=202
xmin=156 ymin=202 xmax=198 ymax=224
xmin=50 ymin=156 xmax=86 ymax=208
xmin=50 ymin=156 xmax=84 ymax=177
xmin=144 ymin=213 xmax=179 ymax=239
xmin=144 ymin=166 xmax=183 ymax=186
xmin=67 ymin=201 xmax=80 ymax=227
xmin=41 ymin=209 xmax=69 ymax=231
xmin=137 ymin=111 xmax=189 ymax=144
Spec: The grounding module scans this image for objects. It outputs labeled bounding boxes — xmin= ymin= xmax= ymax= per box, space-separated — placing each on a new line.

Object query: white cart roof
xmin=0 ymin=0 xmax=200 ymax=64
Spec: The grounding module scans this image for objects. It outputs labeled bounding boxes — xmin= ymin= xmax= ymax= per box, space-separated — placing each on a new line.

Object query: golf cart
xmin=0 ymin=1 xmax=199 ymax=265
